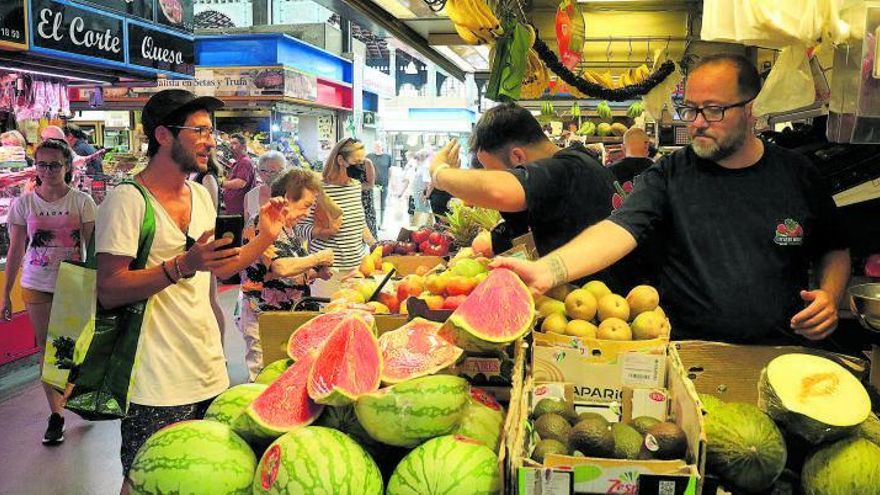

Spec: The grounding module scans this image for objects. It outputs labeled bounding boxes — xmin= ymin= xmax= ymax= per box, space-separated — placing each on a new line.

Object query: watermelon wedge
xmin=439 ymin=268 xmax=535 ymax=351
xmin=307 ymin=312 xmax=382 ymax=406
xmin=378 ymin=317 xmax=463 ymax=384
xmin=287 ymin=310 xmax=375 ymax=361
xmin=234 ymin=354 xmax=324 ymax=448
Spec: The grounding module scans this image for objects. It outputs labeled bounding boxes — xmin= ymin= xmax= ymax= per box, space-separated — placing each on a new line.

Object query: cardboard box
xmin=674 ymin=340 xmax=867 ymax=403
xmin=383 ymin=255 xmax=445 ymax=277
xmin=515 ymin=346 xmax=706 ymax=495
xmin=532 ymin=333 xmax=668 ymax=404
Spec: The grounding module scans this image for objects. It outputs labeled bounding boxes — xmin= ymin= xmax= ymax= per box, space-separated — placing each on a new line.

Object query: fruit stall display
xmin=127 ymin=268 xmax=533 ymax=494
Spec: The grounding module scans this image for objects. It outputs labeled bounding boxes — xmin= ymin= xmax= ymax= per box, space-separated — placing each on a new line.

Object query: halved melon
xmin=307 ymin=312 xmax=382 ymax=406
xmin=378 ymin=318 xmax=463 ymax=384
xmin=758 ymin=353 xmax=871 ymax=444
xmin=287 ymin=310 xmax=375 ymax=361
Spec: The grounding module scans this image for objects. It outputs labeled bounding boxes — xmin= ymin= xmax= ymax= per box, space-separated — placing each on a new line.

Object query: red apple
xmin=411 ymin=228 xmax=431 ymax=244
xmin=428 ymin=231 xmax=445 ymax=245
xmin=419 ymin=240 xmax=431 ymax=253
xmin=396 ymin=276 xmax=425 ymax=302
xmin=381 ymin=242 xmax=394 ymax=257
xmin=446 ymin=276 xmax=477 ymax=296
xmin=378 ymin=291 xmax=400 ymax=314
xmin=442 ymin=295 xmax=467 ymax=310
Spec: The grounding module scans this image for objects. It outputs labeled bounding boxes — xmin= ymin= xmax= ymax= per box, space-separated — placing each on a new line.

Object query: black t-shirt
xmin=609 ymin=143 xmax=848 ymax=343
xmin=367 ymin=153 xmax=391 ymax=188
xmin=508 ymin=142 xmax=637 ymax=291
xmin=609 ymin=157 xmax=654 ymax=184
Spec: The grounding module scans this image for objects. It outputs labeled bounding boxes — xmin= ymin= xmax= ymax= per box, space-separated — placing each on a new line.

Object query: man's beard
xmin=171 ymin=138 xmax=202 ymax=173
xmin=690 ymin=121 xmax=749 ymax=162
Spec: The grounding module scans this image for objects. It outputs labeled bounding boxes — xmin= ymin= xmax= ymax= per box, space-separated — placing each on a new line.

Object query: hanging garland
xmin=533 ymin=33 xmax=677 ymax=102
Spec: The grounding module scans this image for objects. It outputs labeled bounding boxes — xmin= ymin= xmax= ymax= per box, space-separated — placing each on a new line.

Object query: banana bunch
xmin=446 ymin=0 xmax=503 ymax=45
xmin=581 ymin=70 xmax=615 ymax=89
xmin=618 ymin=64 xmax=652 ymax=88
xmin=596 ymin=101 xmax=613 ymax=122
xmin=571 ymin=102 xmax=581 ymax=118
xmin=540 ymin=101 xmax=556 ymax=116
xmin=575 ymin=120 xmax=595 ymax=136
xmin=627 ymin=101 xmax=645 ymax=119
xmin=520 ymin=48 xmax=549 ymax=100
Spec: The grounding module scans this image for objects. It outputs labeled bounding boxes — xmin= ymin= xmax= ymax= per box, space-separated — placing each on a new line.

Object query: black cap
xmin=142 ymin=89 xmax=224 ymax=137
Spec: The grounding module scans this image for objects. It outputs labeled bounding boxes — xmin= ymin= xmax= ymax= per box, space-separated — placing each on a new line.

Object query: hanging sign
xmin=0 ymin=0 xmax=28 ymax=49
xmin=31 ymin=0 xmax=126 ymax=64
xmin=128 ymin=22 xmax=194 ymax=76
xmin=156 ymin=0 xmax=193 ymax=33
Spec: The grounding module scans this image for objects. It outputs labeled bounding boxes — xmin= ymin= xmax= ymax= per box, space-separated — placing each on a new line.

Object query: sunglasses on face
xmin=35 ymin=161 xmax=65 ymax=171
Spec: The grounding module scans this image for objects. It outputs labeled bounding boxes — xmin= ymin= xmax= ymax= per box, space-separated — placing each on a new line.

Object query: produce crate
xmin=258 ymin=310 xmax=527 ymax=493
xmin=511 ymin=345 xmax=706 ymax=495
xmin=383 ymin=255 xmax=445 ymax=277
xmin=532 ymin=332 xmax=669 ymax=405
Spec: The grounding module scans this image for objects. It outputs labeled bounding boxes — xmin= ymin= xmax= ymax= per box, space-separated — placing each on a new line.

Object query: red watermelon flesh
xmin=439 ymin=268 xmax=535 ymax=351
xmin=287 ymin=310 xmax=375 ymax=361
xmin=378 ymin=317 xmax=463 ymax=384
xmin=307 ymin=313 xmax=382 ymax=406
xmin=238 ymin=353 xmax=324 ymax=445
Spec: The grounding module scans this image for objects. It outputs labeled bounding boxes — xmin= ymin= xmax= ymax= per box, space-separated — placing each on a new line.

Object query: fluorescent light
xmin=0 ymin=65 xmax=108 ymax=84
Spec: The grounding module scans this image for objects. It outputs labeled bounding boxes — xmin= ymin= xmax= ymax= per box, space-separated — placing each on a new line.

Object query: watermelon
xmin=234 ymin=353 xmax=324 ymax=448
xmin=699 ymin=393 xmax=724 ymax=415
xmin=454 ymin=387 xmax=506 ymax=452
xmin=386 ymin=435 xmax=501 ymax=495
xmin=705 ymin=402 xmax=787 ymax=493
xmin=287 ymin=310 xmax=375 ymax=361
xmin=439 ymin=268 xmax=535 ymax=351
xmin=856 ymin=413 xmax=880 ymax=446
xmin=378 ymin=317 xmax=463 ymax=384
xmin=204 ymin=383 xmax=267 ymax=427
xmin=129 ymin=420 xmax=256 ymax=495
xmin=356 ymin=375 xmax=470 ymax=447
xmin=253 ymin=426 xmax=383 ymax=495
xmin=758 ymin=353 xmax=871 ymax=444
xmin=307 ymin=311 xmax=382 ymax=406
xmin=254 ymin=359 xmax=293 ymax=384
xmin=802 ymin=437 xmax=880 ymax=495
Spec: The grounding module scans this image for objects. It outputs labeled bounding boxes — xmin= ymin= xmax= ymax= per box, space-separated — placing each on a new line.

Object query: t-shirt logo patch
xmin=774 ymin=219 xmax=804 ymax=246
xmin=611 ymin=181 xmax=635 ymax=210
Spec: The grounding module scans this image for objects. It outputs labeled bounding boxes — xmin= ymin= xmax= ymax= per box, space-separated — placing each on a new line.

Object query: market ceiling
xmin=324 ymin=0 xmax=699 ymax=77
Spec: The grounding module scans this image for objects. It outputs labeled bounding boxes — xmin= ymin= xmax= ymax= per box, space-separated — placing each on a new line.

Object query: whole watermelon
xmin=454 ymin=387 xmax=506 ymax=452
xmin=253 ymin=426 xmax=383 ymax=495
xmin=129 ymin=420 xmax=256 ymax=495
xmin=705 ymin=402 xmax=787 ymax=493
xmin=204 ymin=383 xmax=267 ymax=427
xmin=254 ymin=359 xmax=293 ymax=385
xmin=387 ymin=435 xmax=501 ymax=495
xmin=802 ymin=437 xmax=880 ymax=495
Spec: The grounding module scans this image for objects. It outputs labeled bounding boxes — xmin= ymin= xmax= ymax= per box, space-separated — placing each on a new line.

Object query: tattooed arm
xmin=491 ymin=220 xmax=637 ymax=295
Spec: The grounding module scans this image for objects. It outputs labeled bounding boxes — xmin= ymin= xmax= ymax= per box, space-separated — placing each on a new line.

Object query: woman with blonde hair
xmin=298 ymin=137 xmax=376 ymax=272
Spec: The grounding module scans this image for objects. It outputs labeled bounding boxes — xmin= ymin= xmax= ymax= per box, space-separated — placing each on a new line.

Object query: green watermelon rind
xmin=355 ymin=375 xmax=471 ymax=448
xmin=254 ymin=359 xmax=293 ymax=385
xmin=204 ymin=383 xmax=268 ymax=427
xmin=386 ymin=435 xmax=501 ymax=495
xmin=307 ymin=312 xmax=383 ymax=407
xmin=757 ymin=367 xmax=862 ymax=444
xmin=129 ymin=420 xmax=256 ymax=495
xmin=253 ymin=426 xmax=383 ymax=495
xmin=802 ymin=437 xmax=880 ymax=495
xmin=454 ymin=390 xmax=506 ymax=452
xmin=705 ymin=402 xmax=787 ymax=493
xmin=442 ymin=268 xmax=535 ymax=351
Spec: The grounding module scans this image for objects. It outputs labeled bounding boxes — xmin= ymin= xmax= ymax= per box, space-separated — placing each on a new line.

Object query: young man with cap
xmin=94 ymin=89 xmax=288 ymax=490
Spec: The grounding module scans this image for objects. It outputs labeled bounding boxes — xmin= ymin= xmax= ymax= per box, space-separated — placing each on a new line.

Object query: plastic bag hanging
xmin=752 ymin=45 xmax=815 ymax=116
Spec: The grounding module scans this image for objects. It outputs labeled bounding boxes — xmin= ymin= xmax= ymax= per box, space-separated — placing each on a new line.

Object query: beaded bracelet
xmin=160 ymin=261 xmax=176 ymax=284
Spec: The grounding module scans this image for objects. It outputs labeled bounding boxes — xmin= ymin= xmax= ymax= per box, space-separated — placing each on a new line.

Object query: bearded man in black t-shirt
xmin=493 ymin=54 xmax=851 ymax=345
xmin=428 ymin=103 xmax=640 ymax=292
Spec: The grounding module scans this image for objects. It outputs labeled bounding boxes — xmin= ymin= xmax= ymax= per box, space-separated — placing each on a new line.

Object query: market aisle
xmin=0 ymin=288 xmax=247 ymax=495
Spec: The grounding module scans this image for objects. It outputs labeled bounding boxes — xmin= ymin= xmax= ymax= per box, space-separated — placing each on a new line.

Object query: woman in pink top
xmin=1 ymin=139 xmax=97 ymax=445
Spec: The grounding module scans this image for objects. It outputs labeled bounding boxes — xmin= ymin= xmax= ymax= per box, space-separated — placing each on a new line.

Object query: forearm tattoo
xmin=546 ymin=254 xmax=569 ymax=287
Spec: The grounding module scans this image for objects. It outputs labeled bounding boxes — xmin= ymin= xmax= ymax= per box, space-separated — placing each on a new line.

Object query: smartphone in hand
xmin=214 ymin=215 xmax=244 ymax=251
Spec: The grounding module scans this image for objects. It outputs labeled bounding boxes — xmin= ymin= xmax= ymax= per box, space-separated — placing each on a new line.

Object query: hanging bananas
xmin=445 ymin=0 xmax=503 ymax=45
xmin=520 ymin=48 xmax=549 ymax=100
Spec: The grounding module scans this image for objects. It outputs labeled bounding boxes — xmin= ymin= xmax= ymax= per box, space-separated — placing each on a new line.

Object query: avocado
xmin=532 ymin=439 xmax=569 ymax=463
xmin=611 ymin=422 xmax=643 ymax=460
xmin=533 ymin=398 xmax=568 ymax=419
xmin=630 ymin=416 xmax=662 ymax=436
xmin=569 ymin=417 xmax=614 ymax=458
xmin=576 ymin=412 xmax=609 ymax=425
xmin=642 ymin=422 xmax=688 ymax=460
xmin=535 ymin=413 xmax=572 ymax=444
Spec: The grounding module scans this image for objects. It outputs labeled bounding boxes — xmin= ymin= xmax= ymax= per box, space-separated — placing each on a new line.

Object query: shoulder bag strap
xmin=84 ymin=181 xmax=155 ymax=270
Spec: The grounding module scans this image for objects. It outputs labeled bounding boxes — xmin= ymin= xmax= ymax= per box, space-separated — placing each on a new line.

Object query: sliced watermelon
xmin=234 ymin=353 xmax=324 ymax=448
xmin=307 ymin=313 xmax=382 ymax=406
xmin=439 ymin=268 xmax=535 ymax=351
xmin=379 ymin=317 xmax=463 ymax=384
xmin=287 ymin=310 xmax=375 ymax=361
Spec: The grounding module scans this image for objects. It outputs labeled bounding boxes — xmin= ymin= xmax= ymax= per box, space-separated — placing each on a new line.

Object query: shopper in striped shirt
xmin=298 ymin=138 xmax=377 ymax=272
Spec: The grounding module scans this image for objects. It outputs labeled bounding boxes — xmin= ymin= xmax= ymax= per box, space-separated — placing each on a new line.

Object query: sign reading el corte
xmin=31 ymin=0 xmax=126 ymax=63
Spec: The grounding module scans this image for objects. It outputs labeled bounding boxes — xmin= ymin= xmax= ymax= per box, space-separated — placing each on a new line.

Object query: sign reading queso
xmin=128 ymin=22 xmax=194 ymax=76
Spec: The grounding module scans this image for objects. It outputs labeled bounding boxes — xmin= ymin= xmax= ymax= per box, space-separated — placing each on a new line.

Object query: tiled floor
xmin=0 ymin=289 xmax=248 ymax=495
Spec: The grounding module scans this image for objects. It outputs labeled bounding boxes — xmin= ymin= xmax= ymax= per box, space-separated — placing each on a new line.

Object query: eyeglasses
xmin=165 ymin=125 xmax=216 ymax=137
xmin=35 ymin=161 xmax=65 ymax=171
xmin=676 ymin=98 xmax=754 ymax=123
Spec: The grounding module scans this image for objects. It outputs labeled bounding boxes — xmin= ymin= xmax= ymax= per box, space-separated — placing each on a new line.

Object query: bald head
xmin=622 ymin=127 xmax=650 ymax=158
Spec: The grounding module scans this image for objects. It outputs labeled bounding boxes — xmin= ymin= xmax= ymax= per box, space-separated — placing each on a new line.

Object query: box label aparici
xmin=128 ymin=23 xmax=194 ymax=76
xmin=0 ymin=0 xmax=27 ymax=48
xmin=31 ymin=0 xmax=125 ymax=63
